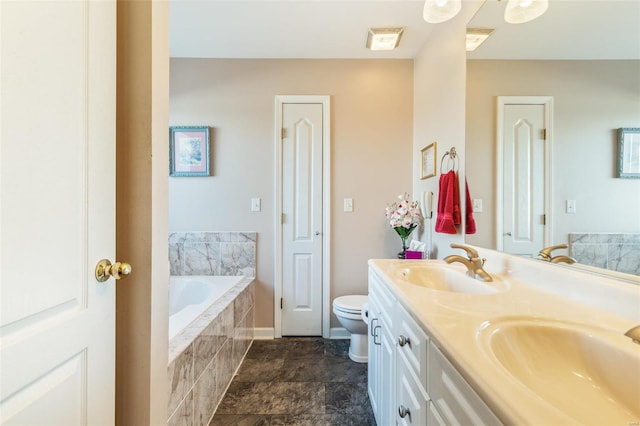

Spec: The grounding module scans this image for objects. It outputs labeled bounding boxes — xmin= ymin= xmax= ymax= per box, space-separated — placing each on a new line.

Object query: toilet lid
xmin=333 ymin=295 xmax=368 ymax=312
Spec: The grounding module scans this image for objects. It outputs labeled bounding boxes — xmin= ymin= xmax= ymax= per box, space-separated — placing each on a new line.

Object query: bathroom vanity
xmin=367 ymin=247 xmax=640 ymax=425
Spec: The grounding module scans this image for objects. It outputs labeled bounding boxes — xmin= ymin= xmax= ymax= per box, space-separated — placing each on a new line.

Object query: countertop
xmin=369 ymin=252 xmax=640 ymax=425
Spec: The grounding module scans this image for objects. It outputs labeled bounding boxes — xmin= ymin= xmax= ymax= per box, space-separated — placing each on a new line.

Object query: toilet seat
xmin=333 ymin=295 xmax=368 ymax=313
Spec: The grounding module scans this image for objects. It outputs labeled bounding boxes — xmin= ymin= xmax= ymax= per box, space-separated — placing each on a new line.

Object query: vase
xmin=394 ymin=225 xmax=416 ymax=259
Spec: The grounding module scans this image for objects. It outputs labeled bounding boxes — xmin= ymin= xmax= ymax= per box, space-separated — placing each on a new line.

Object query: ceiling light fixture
xmin=466 ymin=28 xmax=495 ymax=51
xmin=504 ymin=0 xmax=549 ymax=24
xmin=366 ymin=27 xmax=405 ymax=51
xmin=423 ymin=0 xmax=462 ymax=24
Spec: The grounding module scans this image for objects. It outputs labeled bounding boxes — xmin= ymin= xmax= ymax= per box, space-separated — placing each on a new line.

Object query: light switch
xmin=251 ymin=197 xmax=261 ymax=212
xmin=566 ymin=199 xmax=576 ymax=214
xmin=343 ymin=198 xmax=353 ymax=212
xmin=472 ymin=198 xmax=483 ymax=213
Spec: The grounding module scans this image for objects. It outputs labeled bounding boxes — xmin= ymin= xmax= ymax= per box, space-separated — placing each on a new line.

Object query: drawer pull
xmin=370 ymin=318 xmax=378 ymax=336
xmin=398 ymin=334 xmax=410 ymax=347
xmin=374 ymin=325 xmax=382 ymax=345
xmin=398 ymin=405 xmax=411 ymax=419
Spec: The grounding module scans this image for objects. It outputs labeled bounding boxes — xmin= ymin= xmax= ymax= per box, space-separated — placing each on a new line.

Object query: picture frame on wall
xmin=618 ymin=127 xmax=640 ymax=179
xmin=169 ymin=126 xmax=210 ymax=177
xmin=420 ymin=142 xmax=437 ymax=180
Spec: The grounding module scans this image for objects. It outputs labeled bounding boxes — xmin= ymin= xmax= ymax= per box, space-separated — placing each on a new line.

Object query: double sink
xmin=385 ymin=260 xmax=640 ymax=424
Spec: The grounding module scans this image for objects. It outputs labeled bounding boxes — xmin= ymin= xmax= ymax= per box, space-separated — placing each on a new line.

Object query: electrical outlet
xmin=472 ymin=198 xmax=483 ymax=213
xmin=343 ymin=198 xmax=353 ymax=212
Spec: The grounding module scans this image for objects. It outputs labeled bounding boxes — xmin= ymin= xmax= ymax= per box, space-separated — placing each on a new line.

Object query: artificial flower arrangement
xmin=385 ymin=192 xmax=423 ymax=258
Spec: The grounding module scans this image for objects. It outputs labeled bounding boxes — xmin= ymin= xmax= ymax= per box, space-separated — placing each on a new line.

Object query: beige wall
xmin=169 ymin=59 xmax=414 ymax=329
xmin=466 ymin=60 xmax=640 ymax=249
xmin=116 ymin=1 xmax=169 ymax=424
xmin=413 ymin=8 xmax=477 ymax=259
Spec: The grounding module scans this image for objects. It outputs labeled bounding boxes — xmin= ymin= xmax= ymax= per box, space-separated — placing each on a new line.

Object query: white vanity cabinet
xmin=368 ymin=266 xmax=502 ymax=426
xmin=368 ymin=269 xmax=396 ymax=426
xmin=428 ymin=342 xmax=501 ymax=426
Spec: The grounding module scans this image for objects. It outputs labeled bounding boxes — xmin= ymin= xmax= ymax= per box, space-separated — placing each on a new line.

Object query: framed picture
xmin=420 ymin=142 xmax=437 ymax=180
xmin=169 ymin=126 xmax=210 ymax=177
xmin=618 ymin=128 xmax=640 ymax=179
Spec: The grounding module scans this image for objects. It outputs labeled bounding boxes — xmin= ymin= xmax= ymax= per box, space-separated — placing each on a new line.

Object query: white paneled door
xmin=501 ymin=103 xmax=547 ymax=257
xmin=281 ymin=102 xmax=324 ymax=336
xmin=1 ymin=1 xmax=117 ymax=424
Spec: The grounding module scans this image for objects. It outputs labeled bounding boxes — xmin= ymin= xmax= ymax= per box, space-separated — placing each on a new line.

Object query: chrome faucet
xmin=444 ymin=243 xmax=493 ymax=282
xmin=624 ymin=325 xmax=640 ymax=345
xmin=537 ymin=244 xmax=577 ymax=264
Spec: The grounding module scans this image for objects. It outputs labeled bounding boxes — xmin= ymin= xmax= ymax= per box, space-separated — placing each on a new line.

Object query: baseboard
xmin=253 ymin=327 xmax=349 ymax=339
xmin=329 ymin=327 xmax=350 ymax=339
xmin=253 ymin=327 xmax=275 ymax=340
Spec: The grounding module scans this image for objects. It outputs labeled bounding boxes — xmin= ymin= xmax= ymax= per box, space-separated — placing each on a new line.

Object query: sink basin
xmin=479 ymin=317 xmax=640 ymax=424
xmin=392 ymin=263 xmax=503 ymax=294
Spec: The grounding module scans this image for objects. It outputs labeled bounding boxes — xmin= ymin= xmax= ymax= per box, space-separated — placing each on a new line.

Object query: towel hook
xmin=440 ymin=146 xmax=458 ymax=173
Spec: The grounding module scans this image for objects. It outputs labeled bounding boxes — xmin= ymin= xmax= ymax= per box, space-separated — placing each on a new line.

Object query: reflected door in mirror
xmin=502 ymin=103 xmax=546 ymax=256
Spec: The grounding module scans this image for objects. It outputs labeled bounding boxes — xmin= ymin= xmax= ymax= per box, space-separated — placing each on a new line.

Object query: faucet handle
xmin=538 ymin=244 xmax=568 ymax=260
xmin=450 ymin=243 xmax=479 ymax=259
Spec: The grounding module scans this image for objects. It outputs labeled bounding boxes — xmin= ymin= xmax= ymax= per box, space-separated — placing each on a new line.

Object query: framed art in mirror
xmin=618 ymin=128 xmax=639 ymax=179
xmin=420 ymin=142 xmax=437 ymax=180
xmin=170 ymin=126 xmax=210 ymax=177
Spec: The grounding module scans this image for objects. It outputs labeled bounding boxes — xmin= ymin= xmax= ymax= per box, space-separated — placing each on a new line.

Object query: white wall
xmin=169 ymin=59 xmax=414 ymax=329
xmin=466 ymin=60 xmax=640 ymax=249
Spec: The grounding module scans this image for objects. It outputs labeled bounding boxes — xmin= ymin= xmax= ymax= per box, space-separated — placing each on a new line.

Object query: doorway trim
xmin=496 ymin=96 xmax=553 ymax=251
xmin=274 ymin=95 xmax=331 ymax=338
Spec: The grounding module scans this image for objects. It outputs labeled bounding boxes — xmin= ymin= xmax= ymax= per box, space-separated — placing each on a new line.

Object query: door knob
xmin=95 ymin=259 xmax=132 ymax=282
xmin=315 ymin=231 xmax=321 ymax=236
xmin=504 ymin=232 xmax=512 ymax=236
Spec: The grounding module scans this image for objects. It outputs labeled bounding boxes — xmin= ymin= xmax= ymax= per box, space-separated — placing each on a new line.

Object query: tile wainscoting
xmin=169 ymin=232 xmax=256 ymax=277
xmin=569 ymin=233 xmax=640 ymax=276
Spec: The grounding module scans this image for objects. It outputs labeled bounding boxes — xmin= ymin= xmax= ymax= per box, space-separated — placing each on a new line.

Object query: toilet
xmin=333 ymin=295 xmax=369 ymax=363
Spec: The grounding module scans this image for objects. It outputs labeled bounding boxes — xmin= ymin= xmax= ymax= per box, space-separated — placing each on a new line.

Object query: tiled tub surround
xmin=167 ymin=278 xmax=255 ymax=426
xmin=569 ymin=233 xmax=640 ymax=276
xmin=169 ymin=232 xmax=256 ymax=277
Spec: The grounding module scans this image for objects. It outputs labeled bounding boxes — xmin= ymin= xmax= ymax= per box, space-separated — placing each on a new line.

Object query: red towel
xmin=452 ymin=172 xmax=461 ymax=226
xmin=465 ymin=179 xmax=476 ymax=234
xmin=435 ymin=170 xmax=458 ymax=234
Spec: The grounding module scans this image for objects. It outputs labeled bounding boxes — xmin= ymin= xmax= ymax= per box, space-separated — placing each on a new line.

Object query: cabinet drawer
xmin=396 ymin=351 xmax=428 ymax=426
xmin=428 ymin=342 xmax=502 ymax=426
xmin=395 ymin=302 xmax=428 ymax=384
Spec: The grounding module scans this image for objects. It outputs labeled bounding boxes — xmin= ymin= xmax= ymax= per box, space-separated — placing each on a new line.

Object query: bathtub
xmin=167 ymin=274 xmax=255 ymax=424
xmin=169 ymin=275 xmax=243 ymax=340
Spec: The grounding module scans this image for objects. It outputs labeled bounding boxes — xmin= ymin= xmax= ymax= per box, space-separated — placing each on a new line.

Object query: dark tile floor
xmin=210 ymin=337 xmax=376 ymax=426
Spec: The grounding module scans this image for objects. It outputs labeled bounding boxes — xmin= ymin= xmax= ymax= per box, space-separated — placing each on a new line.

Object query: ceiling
xmin=169 ymin=0 xmax=640 ymax=60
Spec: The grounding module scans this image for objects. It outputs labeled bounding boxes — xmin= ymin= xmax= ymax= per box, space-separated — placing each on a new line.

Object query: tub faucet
xmin=444 ymin=243 xmax=493 ymax=282
xmin=624 ymin=325 xmax=640 ymax=345
xmin=538 ymin=244 xmax=577 ymax=264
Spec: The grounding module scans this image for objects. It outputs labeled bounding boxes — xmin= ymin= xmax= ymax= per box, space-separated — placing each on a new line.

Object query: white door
xmin=281 ymin=103 xmax=324 ymax=336
xmin=501 ymin=103 xmax=546 ymax=256
xmin=1 ymin=1 xmax=117 ymax=424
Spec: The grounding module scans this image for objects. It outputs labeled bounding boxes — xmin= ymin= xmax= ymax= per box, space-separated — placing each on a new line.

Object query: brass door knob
xmin=95 ymin=259 xmax=132 ymax=282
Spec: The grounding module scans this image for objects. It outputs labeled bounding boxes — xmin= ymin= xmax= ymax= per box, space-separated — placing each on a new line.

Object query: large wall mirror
xmin=465 ymin=0 xmax=640 ymax=276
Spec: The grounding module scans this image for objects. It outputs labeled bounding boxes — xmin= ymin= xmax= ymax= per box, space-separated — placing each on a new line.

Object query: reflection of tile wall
xmin=169 ymin=232 xmax=256 ymax=277
xmin=168 ymin=281 xmax=255 ymax=426
xmin=569 ymin=233 xmax=640 ymax=276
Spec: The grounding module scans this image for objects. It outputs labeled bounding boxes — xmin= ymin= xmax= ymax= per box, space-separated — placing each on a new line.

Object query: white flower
xmin=385 ymin=192 xmax=423 ymax=229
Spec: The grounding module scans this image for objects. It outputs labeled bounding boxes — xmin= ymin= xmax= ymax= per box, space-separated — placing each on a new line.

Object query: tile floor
xmin=210 ymin=337 xmax=376 ymax=426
